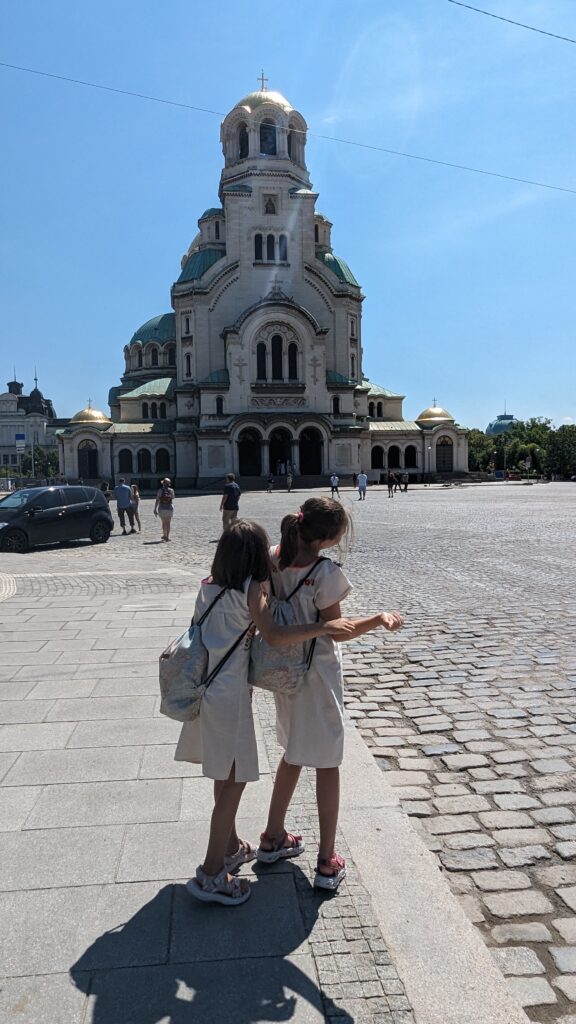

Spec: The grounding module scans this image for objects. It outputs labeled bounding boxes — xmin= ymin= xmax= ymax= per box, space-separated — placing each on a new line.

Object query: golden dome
xmin=235 ymin=89 xmax=293 ymax=113
xmin=70 ymin=403 xmax=111 ymax=424
xmin=416 ymin=404 xmax=455 ymax=424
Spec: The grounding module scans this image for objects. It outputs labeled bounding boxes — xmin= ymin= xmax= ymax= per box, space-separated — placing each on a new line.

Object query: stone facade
xmin=58 ymin=85 xmax=468 ymax=488
xmin=0 ymin=378 xmax=58 ymax=474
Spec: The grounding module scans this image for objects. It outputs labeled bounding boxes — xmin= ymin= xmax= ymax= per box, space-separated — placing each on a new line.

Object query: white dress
xmin=270 ymin=550 xmax=352 ymax=769
xmin=174 ymin=577 xmax=258 ymax=782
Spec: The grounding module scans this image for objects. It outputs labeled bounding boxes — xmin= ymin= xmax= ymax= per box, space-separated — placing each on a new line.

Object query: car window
xmin=30 ymin=490 xmax=63 ymax=510
xmin=0 ymin=490 xmax=38 ymax=509
xmin=62 ymin=487 xmax=89 ymax=505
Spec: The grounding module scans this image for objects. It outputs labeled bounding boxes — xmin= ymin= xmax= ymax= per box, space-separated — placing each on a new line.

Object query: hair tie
xmin=297 ymin=511 xmax=304 ymax=522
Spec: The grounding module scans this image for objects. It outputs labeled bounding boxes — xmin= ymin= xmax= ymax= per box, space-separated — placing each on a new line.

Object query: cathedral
xmin=57 ymin=83 xmax=468 ymax=487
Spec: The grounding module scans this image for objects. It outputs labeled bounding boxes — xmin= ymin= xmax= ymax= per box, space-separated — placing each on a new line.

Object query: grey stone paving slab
xmin=492 ymin=923 xmax=552 ymax=943
xmin=90 ymin=675 xmax=159 ymax=697
xmin=0 ymin=721 xmax=76 ymax=751
xmin=0 ymin=700 xmax=54 ymax=724
xmin=1 ymin=746 xmax=142 ymax=786
xmin=0 ymin=825 xmax=124 ymax=890
xmin=549 ymin=947 xmax=576 ymax=973
xmin=67 ymin=717 xmax=180 ymax=747
xmin=553 ymin=975 xmax=576 ymax=1000
xmin=491 ymin=947 xmax=546 ymax=975
xmin=483 ymin=891 xmax=554 ymax=917
xmin=0 ymin=881 xmax=170 ymax=976
xmin=170 ymin=874 xmax=309 ymax=963
xmin=0 ymin=751 xmax=18 ymax=781
xmin=0 ymin=681 xmax=37 ymax=700
xmin=0 ymin=972 xmax=88 ymax=1024
xmin=0 ymin=785 xmax=42 ymax=830
xmin=44 ymin=695 xmax=156 ymax=721
xmin=506 ymin=976 xmax=557 ymax=1006
xmin=553 ymin=919 xmax=576 ymax=942
xmin=84 ymin=955 xmax=324 ymax=1024
xmin=23 ymin=778 xmax=182 ymax=829
xmin=26 ymin=677 xmax=97 ymax=699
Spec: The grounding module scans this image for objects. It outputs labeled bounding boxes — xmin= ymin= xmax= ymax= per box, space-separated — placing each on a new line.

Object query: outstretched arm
xmin=248 ymin=581 xmax=356 ymax=648
xmin=319 ymin=601 xmax=404 ymax=641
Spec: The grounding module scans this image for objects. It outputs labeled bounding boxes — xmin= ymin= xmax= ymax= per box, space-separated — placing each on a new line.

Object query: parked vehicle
xmin=0 ymin=486 xmax=114 ymax=553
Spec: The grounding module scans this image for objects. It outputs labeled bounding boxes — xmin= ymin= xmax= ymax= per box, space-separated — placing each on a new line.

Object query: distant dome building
xmin=58 ymin=80 xmax=468 ymax=485
xmin=486 ymin=413 xmax=517 ymax=437
xmin=0 ymin=376 xmax=58 ymax=471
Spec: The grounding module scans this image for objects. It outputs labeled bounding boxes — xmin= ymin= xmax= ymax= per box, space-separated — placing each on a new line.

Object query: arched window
xmin=377 ymin=402 xmax=383 ymax=417
xmin=314 ymin=224 xmax=319 ymax=243
xmin=238 ymin=122 xmax=249 ymax=158
xmin=215 ymin=221 xmax=220 ymax=240
xmin=155 ymin=448 xmax=170 ymax=473
xmin=332 ymin=396 xmax=341 ymax=415
xmin=371 ymin=446 xmax=384 ymax=470
xmin=254 ymin=233 xmax=263 ymax=261
xmin=137 ymin=449 xmax=152 ymax=473
xmin=279 ymin=234 xmax=288 ymax=262
xmin=266 ymin=234 xmax=275 ymax=261
xmin=350 ymin=353 xmax=356 ymax=379
xmin=150 ymin=347 xmax=158 ymax=367
xmin=260 ymin=119 xmax=277 ymax=155
xmin=167 ymin=347 xmax=176 ymax=366
xmin=265 ymin=198 xmax=276 ymax=214
xmin=142 ymin=402 xmax=149 ymax=419
xmin=350 ymin=318 xmax=356 ymax=338
xmin=405 ymin=445 xmax=417 ymax=469
xmin=287 ymin=130 xmax=294 ymax=159
xmin=118 ymin=449 xmax=133 ymax=473
xmin=185 ymin=353 xmax=191 ymax=377
xmin=151 ymin=402 xmax=158 ymax=419
xmin=368 ymin=401 xmax=375 ymax=418
xmin=137 ymin=348 xmax=143 ymax=368
xmin=288 ymin=343 xmax=298 ymax=381
xmin=159 ymin=403 xmax=167 ymax=419
xmin=184 ymin=316 xmax=190 ymax=335
xmin=388 ymin=445 xmax=401 ymax=469
xmin=216 ymin=396 xmax=224 ymax=416
xmin=238 ymin=428 xmax=262 ymax=476
xmin=271 ymin=335 xmax=283 ymax=380
xmin=256 ymin=342 xmax=267 ymax=380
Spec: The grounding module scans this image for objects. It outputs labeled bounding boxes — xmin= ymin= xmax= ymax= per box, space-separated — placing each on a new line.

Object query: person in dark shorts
xmin=220 ymin=473 xmax=241 ymax=531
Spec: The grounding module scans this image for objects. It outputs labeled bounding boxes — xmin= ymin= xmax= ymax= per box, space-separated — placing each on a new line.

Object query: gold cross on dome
xmin=258 ymin=69 xmax=268 ymax=91
xmin=87 ymin=398 xmax=92 ymax=409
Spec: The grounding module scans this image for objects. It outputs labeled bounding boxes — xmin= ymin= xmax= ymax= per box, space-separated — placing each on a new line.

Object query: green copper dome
xmin=316 ymin=251 xmax=360 ymax=287
xmin=177 ymin=248 xmax=224 ymax=284
xmin=129 ymin=314 xmax=175 ymax=347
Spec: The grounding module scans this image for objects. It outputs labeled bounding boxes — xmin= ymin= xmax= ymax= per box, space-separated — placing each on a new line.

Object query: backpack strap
xmin=193 ymin=587 xmax=226 ymax=628
xmin=285 ymin=557 xmax=326 ymax=602
xmin=204 ymin=623 xmax=252 ymax=690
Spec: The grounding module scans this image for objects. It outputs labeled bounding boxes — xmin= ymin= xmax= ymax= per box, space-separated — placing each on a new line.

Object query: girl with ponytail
xmin=257 ymin=497 xmax=404 ymax=890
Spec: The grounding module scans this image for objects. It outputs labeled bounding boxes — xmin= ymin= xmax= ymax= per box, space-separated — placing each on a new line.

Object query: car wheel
xmin=90 ymin=521 xmax=111 ymax=544
xmin=0 ymin=529 xmax=29 ymax=554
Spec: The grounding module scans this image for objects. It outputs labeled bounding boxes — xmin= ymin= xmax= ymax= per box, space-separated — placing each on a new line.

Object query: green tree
xmin=545 ymin=425 xmax=576 ymax=478
xmin=467 ymin=429 xmax=494 ymax=471
xmin=20 ymin=446 xmax=60 ymax=479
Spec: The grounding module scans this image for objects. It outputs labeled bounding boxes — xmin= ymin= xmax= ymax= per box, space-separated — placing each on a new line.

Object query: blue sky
xmin=1 ymin=0 xmax=575 ymax=427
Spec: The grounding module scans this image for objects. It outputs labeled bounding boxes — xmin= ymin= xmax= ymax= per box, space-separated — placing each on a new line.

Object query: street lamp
xmin=427 ymin=445 xmax=432 ymax=486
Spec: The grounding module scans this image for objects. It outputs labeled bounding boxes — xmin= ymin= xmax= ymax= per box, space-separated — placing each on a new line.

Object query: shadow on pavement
xmin=70 ymin=871 xmax=352 ymax=1023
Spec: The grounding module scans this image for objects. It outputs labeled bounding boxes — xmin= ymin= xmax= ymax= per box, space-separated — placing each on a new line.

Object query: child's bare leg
xmin=316 ymin=766 xmax=340 ymax=865
xmin=261 ymin=756 xmax=301 ymax=846
xmin=203 ymin=765 xmax=246 ymax=876
xmin=214 ymin=780 xmax=242 ymax=855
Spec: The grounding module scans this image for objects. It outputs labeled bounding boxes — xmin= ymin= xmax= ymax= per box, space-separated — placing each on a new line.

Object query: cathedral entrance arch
xmin=269 ymin=428 xmax=292 ymax=474
xmin=77 ymin=439 xmax=99 ymax=480
xmin=436 ymin=436 xmax=454 ymax=472
xmin=299 ymin=428 xmax=323 ymax=476
xmin=371 ymin=446 xmax=384 ymax=470
xmin=238 ymin=429 xmax=262 ymax=476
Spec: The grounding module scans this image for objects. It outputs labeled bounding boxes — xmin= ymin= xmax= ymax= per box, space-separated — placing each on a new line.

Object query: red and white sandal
xmin=256 ymin=830 xmax=305 ymax=864
xmin=186 ymin=865 xmax=251 ymax=906
xmin=314 ymin=853 xmax=346 ymax=891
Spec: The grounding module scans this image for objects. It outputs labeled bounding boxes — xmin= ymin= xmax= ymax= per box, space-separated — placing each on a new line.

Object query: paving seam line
xmin=337 ymin=715 xmax=531 ymax=1024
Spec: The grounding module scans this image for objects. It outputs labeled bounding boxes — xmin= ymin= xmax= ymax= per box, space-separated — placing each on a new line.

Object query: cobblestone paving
xmin=2 ymin=481 xmax=575 ymax=1022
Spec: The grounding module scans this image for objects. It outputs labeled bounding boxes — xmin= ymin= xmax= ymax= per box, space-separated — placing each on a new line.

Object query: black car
xmin=0 ymin=486 xmax=114 ymax=553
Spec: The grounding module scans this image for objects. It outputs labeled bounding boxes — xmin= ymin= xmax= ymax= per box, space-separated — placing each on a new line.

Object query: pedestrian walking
xmin=357 ymin=470 xmax=367 ymax=501
xmin=286 ymin=467 xmax=293 ymax=493
xmin=266 ymin=474 xmax=274 ymax=494
xmin=154 ymin=477 xmax=175 ymax=541
xmin=130 ymin=484 xmax=142 ymax=532
xmin=387 ymin=471 xmax=395 ymax=498
xmin=220 ymin=473 xmax=241 ymax=531
xmin=402 ymin=472 xmax=409 ymax=493
xmin=393 ymin=473 xmax=401 ymax=493
xmin=113 ymin=478 xmax=136 ymax=535
xmin=329 ymin=473 xmax=340 ymax=498
xmin=257 ymin=498 xmax=404 ymax=890
xmin=175 ymin=519 xmax=354 ymax=905
xmin=352 ymin=472 xmax=357 ymax=488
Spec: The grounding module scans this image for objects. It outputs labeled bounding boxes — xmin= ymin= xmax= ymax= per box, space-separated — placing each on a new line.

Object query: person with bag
xmin=173 ymin=519 xmax=356 ymax=907
xmin=256 ymin=497 xmax=404 ymax=891
xmin=154 ymin=477 xmax=175 ymax=541
xmin=130 ymin=483 xmax=142 ymax=532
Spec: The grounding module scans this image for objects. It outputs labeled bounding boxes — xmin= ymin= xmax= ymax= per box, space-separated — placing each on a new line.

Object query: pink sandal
xmin=314 ymin=853 xmax=346 ymax=891
xmin=186 ymin=865 xmax=251 ymax=906
xmin=256 ymin=830 xmax=305 ymax=864
xmin=224 ymin=840 xmax=257 ymax=873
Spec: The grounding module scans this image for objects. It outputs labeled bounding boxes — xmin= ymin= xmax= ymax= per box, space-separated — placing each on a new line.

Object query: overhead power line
xmin=1 ymin=59 xmax=576 ymax=196
xmin=446 ymin=1 xmax=576 ymax=45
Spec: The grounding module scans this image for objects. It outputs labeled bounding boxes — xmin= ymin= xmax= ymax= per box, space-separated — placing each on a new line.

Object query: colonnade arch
xmin=234 ymin=423 xmax=326 ymax=477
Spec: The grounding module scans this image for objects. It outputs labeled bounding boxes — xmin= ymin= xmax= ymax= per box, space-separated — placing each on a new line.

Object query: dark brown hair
xmin=211 ymin=519 xmax=272 ymax=590
xmin=278 ymin=497 xmax=351 ymax=569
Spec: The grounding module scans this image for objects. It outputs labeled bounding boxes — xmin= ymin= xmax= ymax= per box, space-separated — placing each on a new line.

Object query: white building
xmin=58 ymin=84 xmax=468 ymax=486
xmin=0 ymin=378 xmax=58 ymax=473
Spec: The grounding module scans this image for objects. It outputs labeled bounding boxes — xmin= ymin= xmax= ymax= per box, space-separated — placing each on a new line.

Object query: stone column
xmin=261 ymin=440 xmax=270 ymax=476
xmin=291 ymin=440 xmax=299 ymax=473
